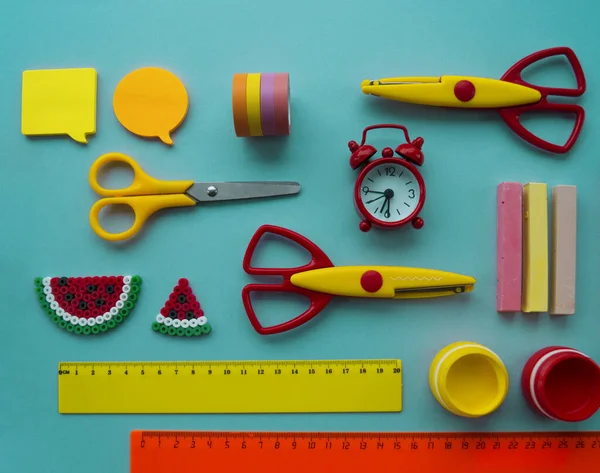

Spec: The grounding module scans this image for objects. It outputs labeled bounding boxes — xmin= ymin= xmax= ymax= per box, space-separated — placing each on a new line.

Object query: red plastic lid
xmin=522 ymin=347 xmax=600 ymax=422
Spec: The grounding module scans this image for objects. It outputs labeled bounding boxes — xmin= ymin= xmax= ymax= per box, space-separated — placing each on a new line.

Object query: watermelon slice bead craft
xmin=152 ymin=278 xmax=211 ymax=337
xmin=34 ymin=275 xmax=142 ymax=335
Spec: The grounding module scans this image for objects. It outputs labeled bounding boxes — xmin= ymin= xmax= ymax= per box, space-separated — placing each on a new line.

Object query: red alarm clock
xmin=349 ymin=124 xmax=425 ymax=232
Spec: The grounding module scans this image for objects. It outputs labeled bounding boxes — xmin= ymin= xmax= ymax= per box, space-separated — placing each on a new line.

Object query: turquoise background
xmin=1 ymin=0 xmax=598 ymax=471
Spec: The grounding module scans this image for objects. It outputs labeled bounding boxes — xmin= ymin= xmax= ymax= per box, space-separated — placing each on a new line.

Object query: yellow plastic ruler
xmin=58 ymin=359 xmax=402 ymax=413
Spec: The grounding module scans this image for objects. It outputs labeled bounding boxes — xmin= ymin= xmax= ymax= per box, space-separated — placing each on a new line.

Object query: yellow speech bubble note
xmin=113 ymin=67 xmax=188 ymax=145
xmin=21 ymin=68 xmax=97 ymax=144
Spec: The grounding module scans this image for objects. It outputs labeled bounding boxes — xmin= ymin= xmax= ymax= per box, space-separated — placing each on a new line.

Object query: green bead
xmin=185 ymin=328 xmax=194 ymax=337
xmin=38 ymin=293 xmax=46 ymax=302
xmin=82 ymin=326 xmax=92 ymax=335
xmin=66 ymin=324 xmax=75 ymax=333
xmin=119 ymin=308 xmax=130 ymax=318
xmin=130 ymin=284 xmax=140 ymax=294
xmin=34 ymin=277 xmax=43 ymax=287
xmin=201 ymin=324 xmax=211 ymax=334
xmin=91 ymin=325 xmax=100 ymax=334
xmin=41 ymin=301 xmax=50 ymax=310
xmin=58 ymin=320 xmax=67 ymax=329
xmin=52 ymin=315 xmax=61 ymax=324
xmin=159 ymin=325 xmax=168 ymax=334
xmin=128 ymin=293 xmax=138 ymax=303
xmin=74 ymin=326 xmax=83 ymax=335
xmin=176 ymin=328 xmax=185 ymax=337
xmin=36 ymin=286 xmax=45 ymax=295
xmin=46 ymin=308 xmax=56 ymax=317
xmin=114 ymin=314 xmax=124 ymax=324
xmin=131 ymin=275 xmax=142 ymax=285
xmin=193 ymin=326 xmax=203 ymax=336
xmin=125 ymin=300 xmax=135 ymax=310
xmin=107 ymin=319 xmax=116 ymax=329
xmin=151 ymin=322 xmax=160 ymax=331
xmin=99 ymin=323 xmax=109 ymax=332
xmin=167 ymin=327 xmax=177 ymax=336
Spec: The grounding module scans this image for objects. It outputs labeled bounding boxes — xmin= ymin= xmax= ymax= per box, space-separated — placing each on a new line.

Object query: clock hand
xmin=365 ymin=190 xmax=385 ymax=195
xmin=366 ymin=194 xmax=386 ymax=204
xmin=379 ymin=197 xmax=389 ymax=214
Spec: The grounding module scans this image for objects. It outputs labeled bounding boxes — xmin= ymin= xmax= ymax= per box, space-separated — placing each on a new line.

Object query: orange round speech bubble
xmin=113 ymin=67 xmax=188 ymax=145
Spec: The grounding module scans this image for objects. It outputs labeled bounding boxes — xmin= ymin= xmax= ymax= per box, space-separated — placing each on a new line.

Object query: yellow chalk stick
xmin=522 ymin=183 xmax=548 ymax=313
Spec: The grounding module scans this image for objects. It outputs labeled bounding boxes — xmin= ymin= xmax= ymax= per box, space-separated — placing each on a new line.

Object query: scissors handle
xmin=501 ymin=47 xmax=586 ymax=98
xmin=243 ymin=225 xmax=334 ymax=277
xmin=89 ymin=152 xmax=193 ymax=197
xmin=242 ymin=283 xmax=333 ymax=335
xmin=90 ymin=194 xmax=196 ymax=241
xmin=500 ymin=102 xmax=585 ymax=154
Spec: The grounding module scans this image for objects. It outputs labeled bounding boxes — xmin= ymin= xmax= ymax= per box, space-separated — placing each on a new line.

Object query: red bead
xmin=178 ymin=278 xmax=189 ymax=287
xmin=59 ymin=286 xmax=68 ymax=294
xmin=87 ymin=302 xmax=95 ymax=310
xmin=174 ymin=285 xmax=182 ymax=294
xmin=165 ymin=300 xmax=174 ymax=309
xmin=182 ymin=303 xmax=190 ymax=311
xmin=174 ymin=302 xmax=182 ymax=311
xmin=183 ymin=287 xmax=192 ymax=295
xmin=194 ymin=309 xmax=204 ymax=317
xmin=192 ymin=301 xmax=200 ymax=310
xmin=92 ymin=277 xmax=100 ymax=284
xmin=169 ymin=293 xmax=178 ymax=302
xmin=160 ymin=307 xmax=169 ymax=316
xmin=177 ymin=313 xmax=185 ymax=320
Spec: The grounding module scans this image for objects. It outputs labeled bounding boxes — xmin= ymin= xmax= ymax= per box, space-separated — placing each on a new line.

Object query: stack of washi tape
xmin=232 ymin=73 xmax=290 ymax=137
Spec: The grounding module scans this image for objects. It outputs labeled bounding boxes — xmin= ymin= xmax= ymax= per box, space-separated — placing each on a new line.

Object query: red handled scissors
xmin=361 ymin=47 xmax=586 ymax=154
xmin=242 ymin=225 xmax=476 ymax=335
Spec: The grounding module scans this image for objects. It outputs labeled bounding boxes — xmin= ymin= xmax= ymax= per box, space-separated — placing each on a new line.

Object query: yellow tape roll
xmin=246 ymin=73 xmax=263 ymax=136
xmin=429 ymin=341 xmax=509 ymax=418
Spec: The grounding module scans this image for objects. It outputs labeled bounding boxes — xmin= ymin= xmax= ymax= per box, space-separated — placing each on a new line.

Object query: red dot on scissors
xmin=454 ymin=80 xmax=476 ymax=102
xmin=360 ymin=270 xmax=383 ymax=293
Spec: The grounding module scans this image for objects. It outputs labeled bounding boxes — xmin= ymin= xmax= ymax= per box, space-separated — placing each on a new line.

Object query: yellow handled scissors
xmin=89 ymin=152 xmax=301 ymax=241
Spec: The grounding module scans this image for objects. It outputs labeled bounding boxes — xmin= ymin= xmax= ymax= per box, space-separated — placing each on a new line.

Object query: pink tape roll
xmin=260 ymin=73 xmax=277 ymax=136
xmin=273 ymin=73 xmax=290 ymax=136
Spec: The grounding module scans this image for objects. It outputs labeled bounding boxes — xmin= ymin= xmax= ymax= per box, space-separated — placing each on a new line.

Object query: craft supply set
xmin=22 ymin=44 xmax=597 ymax=472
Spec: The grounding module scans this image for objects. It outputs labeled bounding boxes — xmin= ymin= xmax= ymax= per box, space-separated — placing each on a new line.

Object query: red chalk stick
xmin=497 ymin=183 xmax=523 ymax=312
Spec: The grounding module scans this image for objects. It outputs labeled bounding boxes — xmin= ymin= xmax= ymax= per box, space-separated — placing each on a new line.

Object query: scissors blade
xmin=187 ymin=181 xmax=301 ymax=203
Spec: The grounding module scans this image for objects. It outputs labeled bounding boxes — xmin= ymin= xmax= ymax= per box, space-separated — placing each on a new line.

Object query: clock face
xmin=358 ymin=161 xmax=422 ymax=224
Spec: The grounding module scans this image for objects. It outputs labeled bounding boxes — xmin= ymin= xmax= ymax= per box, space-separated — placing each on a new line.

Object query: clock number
xmin=408 ymin=189 xmax=415 ymax=199
xmin=362 ymin=186 xmax=370 ymax=195
xmin=385 ymin=166 xmax=396 ymax=176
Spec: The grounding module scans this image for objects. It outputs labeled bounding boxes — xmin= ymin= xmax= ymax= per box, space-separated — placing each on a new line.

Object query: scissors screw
xmin=207 ymin=185 xmax=218 ymax=197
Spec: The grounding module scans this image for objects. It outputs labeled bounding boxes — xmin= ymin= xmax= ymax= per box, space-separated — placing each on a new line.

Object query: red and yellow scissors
xmin=242 ymin=225 xmax=476 ymax=335
xmin=361 ymin=47 xmax=586 ymax=154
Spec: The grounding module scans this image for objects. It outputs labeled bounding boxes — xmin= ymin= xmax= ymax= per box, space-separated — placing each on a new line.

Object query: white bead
xmin=95 ymin=315 xmax=105 ymax=324
xmin=50 ymin=301 xmax=59 ymax=310
xmin=62 ymin=313 xmax=71 ymax=322
xmin=87 ymin=317 xmax=96 ymax=326
xmin=56 ymin=308 xmax=65 ymax=316
xmin=42 ymin=277 xmax=51 ymax=286
xmin=123 ymin=275 xmax=132 ymax=284
xmin=109 ymin=307 xmax=119 ymax=316
xmin=104 ymin=313 xmax=113 ymax=321
xmin=122 ymin=284 xmax=131 ymax=293
xmin=78 ymin=318 xmax=87 ymax=326
xmin=181 ymin=320 xmax=190 ymax=328
xmin=197 ymin=316 xmax=208 ymax=326
xmin=70 ymin=315 xmax=79 ymax=325
xmin=43 ymin=286 xmax=52 ymax=295
xmin=46 ymin=294 xmax=55 ymax=303
xmin=119 ymin=293 xmax=128 ymax=302
xmin=164 ymin=317 xmax=173 ymax=327
xmin=116 ymin=300 xmax=124 ymax=309
xmin=172 ymin=319 xmax=181 ymax=328
xmin=156 ymin=314 xmax=165 ymax=323
xmin=189 ymin=319 xmax=198 ymax=328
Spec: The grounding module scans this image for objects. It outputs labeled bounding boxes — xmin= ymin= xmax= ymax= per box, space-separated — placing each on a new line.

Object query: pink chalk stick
xmin=497 ymin=183 xmax=523 ymax=312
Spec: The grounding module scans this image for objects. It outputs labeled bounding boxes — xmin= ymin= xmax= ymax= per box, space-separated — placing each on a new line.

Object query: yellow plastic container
xmin=429 ymin=341 xmax=509 ymax=418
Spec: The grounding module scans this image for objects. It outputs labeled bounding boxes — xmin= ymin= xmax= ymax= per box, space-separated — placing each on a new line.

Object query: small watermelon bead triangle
xmin=34 ymin=275 xmax=142 ymax=335
xmin=152 ymin=278 xmax=211 ymax=337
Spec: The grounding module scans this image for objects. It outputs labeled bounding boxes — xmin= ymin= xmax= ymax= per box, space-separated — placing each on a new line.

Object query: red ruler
xmin=131 ymin=430 xmax=600 ymax=473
